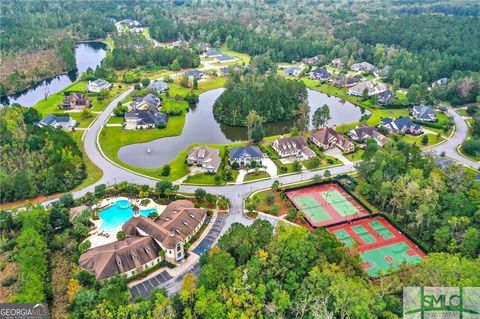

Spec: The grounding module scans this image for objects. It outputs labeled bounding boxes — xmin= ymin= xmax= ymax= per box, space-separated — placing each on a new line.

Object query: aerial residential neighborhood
xmin=1 ymin=1 xmax=479 ymax=318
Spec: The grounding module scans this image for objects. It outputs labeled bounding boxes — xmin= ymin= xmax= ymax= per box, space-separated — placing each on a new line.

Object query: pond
xmin=2 ymin=42 xmax=107 ymax=107
xmin=117 ymin=88 xmax=370 ymax=169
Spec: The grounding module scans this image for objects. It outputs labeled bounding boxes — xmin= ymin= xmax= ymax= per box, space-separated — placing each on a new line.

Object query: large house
xmin=379 ymin=117 xmax=423 ymax=135
xmin=132 ymin=93 xmax=161 ymax=110
xmin=61 ymin=93 xmax=90 ymax=110
xmin=348 ymin=81 xmax=387 ymax=97
xmin=412 ymin=105 xmax=437 ymax=122
xmin=148 ymin=80 xmax=169 ymax=94
xmin=125 ymin=109 xmax=168 ymax=130
xmin=284 ymin=66 xmax=303 ymax=77
xmin=350 ymin=62 xmax=375 ymax=72
xmin=377 ymin=90 xmax=395 ymax=105
xmin=186 ymin=70 xmax=205 ymax=80
xmin=37 ymin=114 xmax=77 ymax=130
xmin=310 ymin=67 xmax=331 ymax=81
xmin=216 ymin=54 xmax=236 ymax=63
xmin=204 ymin=49 xmax=222 ymax=58
xmin=374 ymin=65 xmax=392 ymax=77
xmin=272 ymin=136 xmax=315 ymax=159
xmin=330 ymin=58 xmax=344 ymax=68
xmin=187 ymin=146 xmax=221 ymax=173
xmin=348 ymin=124 xmax=388 ymax=147
xmin=302 ymin=54 xmax=324 ymax=65
xmin=310 ymin=127 xmax=355 ymax=153
xmin=79 ymin=200 xmax=207 ymax=280
xmin=229 ymin=146 xmax=263 ymax=167
xmin=330 ymin=76 xmax=361 ymax=88
xmin=87 ymin=79 xmax=112 ymax=93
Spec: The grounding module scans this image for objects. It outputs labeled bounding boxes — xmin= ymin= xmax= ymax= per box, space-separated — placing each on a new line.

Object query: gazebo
xmin=132 ymin=204 xmax=140 ymax=217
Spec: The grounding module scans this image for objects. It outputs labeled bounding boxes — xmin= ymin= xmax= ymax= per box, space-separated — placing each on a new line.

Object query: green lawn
xmin=107 ymin=116 xmax=125 ymax=124
xmin=219 ymin=45 xmax=251 ymax=64
xmin=184 ymin=173 xmax=219 ymax=185
xmin=399 ymin=133 xmax=445 ymax=148
xmin=69 ymin=112 xmax=98 ymax=128
xmin=345 ymin=150 xmax=365 ymax=162
xmin=70 ymin=131 xmax=103 ymax=189
xmin=244 ymin=171 xmax=270 ymax=182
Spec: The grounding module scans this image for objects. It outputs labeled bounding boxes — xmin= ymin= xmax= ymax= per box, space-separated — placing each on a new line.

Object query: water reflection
xmin=118 ymin=88 xmax=369 ymax=169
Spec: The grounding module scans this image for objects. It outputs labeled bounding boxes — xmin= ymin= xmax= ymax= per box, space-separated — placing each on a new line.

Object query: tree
xmin=293 ymin=160 xmax=302 ymax=172
xmin=197 ymin=251 xmax=236 ymax=290
xmin=466 ymin=104 xmax=478 ymax=116
xmin=68 ymin=278 xmax=82 ymax=303
xmin=161 ymin=164 xmax=171 ymax=176
xmin=246 ymin=110 xmax=262 ymax=139
xmin=193 ymin=77 xmax=198 ymax=90
xmin=312 ymin=104 xmax=331 ymax=129
xmin=271 ymin=180 xmax=281 ymax=191
xmin=194 ymin=188 xmax=207 ymax=200
xmin=116 ymin=231 xmax=125 ymax=241
xmin=251 ymin=122 xmax=265 ymax=143
xmin=324 ymin=169 xmax=331 ymax=177
xmin=170 ymin=59 xmax=181 ymax=71
xmin=265 ymin=192 xmax=276 ymax=205
xmin=141 ymin=78 xmax=150 ymax=87
xmin=421 ymin=134 xmax=429 ymax=145
xmin=180 ymin=74 xmax=189 ymax=88
xmin=156 ymin=181 xmax=174 ymax=197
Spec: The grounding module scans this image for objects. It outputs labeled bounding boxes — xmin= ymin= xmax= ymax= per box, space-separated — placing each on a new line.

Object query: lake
xmin=118 ymin=88 xmax=369 ymax=169
xmin=2 ymin=42 xmax=107 ymax=107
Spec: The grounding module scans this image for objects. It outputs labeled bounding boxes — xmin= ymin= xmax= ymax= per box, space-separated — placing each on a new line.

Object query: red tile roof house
xmin=79 ymin=200 xmax=206 ymax=280
xmin=61 ymin=93 xmax=90 ymax=110
xmin=310 ymin=127 xmax=355 ymax=154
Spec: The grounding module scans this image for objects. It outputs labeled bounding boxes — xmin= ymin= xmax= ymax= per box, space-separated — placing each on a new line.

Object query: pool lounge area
xmin=99 ymin=198 xmax=158 ymax=232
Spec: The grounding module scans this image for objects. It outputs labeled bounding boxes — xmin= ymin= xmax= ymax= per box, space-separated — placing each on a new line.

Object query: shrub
xmin=148 ymin=212 xmax=158 ymax=219
xmin=140 ymin=199 xmax=150 ymax=206
xmin=161 ymin=164 xmax=171 ymax=176
xmin=265 ymin=192 xmax=276 ymax=205
xmin=116 ymin=231 xmax=126 ymax=241
xmin=0 ymin=262 xmax=5 ymax=271
xmin=279 ymin=166 xmax=288 ymax=173
xmin=270 ymin=204 xmax=281 ymax=216
xmin=463 ymin=138 xmax=480 ymax=156
xmin=1 ymin=276 xmax=16 ymax=287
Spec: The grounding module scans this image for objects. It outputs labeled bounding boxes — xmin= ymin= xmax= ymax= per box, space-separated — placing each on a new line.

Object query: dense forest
xmin=357 ymin=142 xmax=480 ymax=257
xmin=0 ymin=107 xmax=86 ymax=202
xmin=104 ymin=33 xmax=200 ymax=70
xmin=214 ymin=70 xmax=307 ymax=126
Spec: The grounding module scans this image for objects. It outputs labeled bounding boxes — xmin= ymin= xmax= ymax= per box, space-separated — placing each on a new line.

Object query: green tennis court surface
xmin=320 ymin=190 xmax=358 ymax=216
xmin=333 ymin=229 xmax=356 ymax=247
xmin=360 ymin=242 xmax=423 ymax=277
xmin=352 ymin=225 xmax=377 ymax=244
xmin=369 ymin=221 xmax=394 ymax=239
xmin=296 ymin=195 xmax=332 ymax=222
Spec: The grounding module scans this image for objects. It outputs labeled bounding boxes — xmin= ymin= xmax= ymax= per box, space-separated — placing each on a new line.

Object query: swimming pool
xmin=99 ymin=199 xmax=157 ymax=232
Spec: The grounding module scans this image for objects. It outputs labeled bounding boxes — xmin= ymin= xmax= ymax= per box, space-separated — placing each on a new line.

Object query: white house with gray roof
xmin=37 ymin=114 xmax=77 ymax=130
xmin=411 ymin=105 xmax=437 ymax=122
xmin=87 ymin=79 xmax=112 ymax=93
xmin=148 ymin=80 xmax=169 ymax=93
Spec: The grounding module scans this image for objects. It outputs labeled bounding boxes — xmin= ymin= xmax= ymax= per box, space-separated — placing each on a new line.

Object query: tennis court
xmin=328 ymin=217 xmax=424 ymax=277
xmin=332 ymin=229 xmax=356 ymax=247
xmin=321 ymin=190 xmax=358 ymax=216
xmin=295 ymin=195 xmax=332 ymax=222
xmin=286 ymin=183 xmax=370 ymax=227
xmin=360 ymin=242 xmax=423 ymax=277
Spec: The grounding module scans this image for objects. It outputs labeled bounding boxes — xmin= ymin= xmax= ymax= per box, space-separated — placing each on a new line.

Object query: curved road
xmin=48 ymin=89 xmax=476 ymax=296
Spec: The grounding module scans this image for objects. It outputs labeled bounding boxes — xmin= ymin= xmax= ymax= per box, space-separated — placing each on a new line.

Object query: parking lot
xmin=130 ymin=270 xmax=172 ymax=299
xmin=193 ymin=213 xmax=226 ymax=256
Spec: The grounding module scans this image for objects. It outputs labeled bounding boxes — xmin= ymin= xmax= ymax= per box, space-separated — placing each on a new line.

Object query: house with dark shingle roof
xmin=185 ymin=69 xmax=205 ymax=80
xmin=61 ymin=93 xmax=90 ymax=110
xmin=348 ymin=124 xmax=388 ymax=147
xmin=284 ymin=66 xmax=303 ymax=77
xmin=272 ymin=136 xmax=315 ymax=159
xmin=379 ymin=117 xmax=423 ymax=135
xmin=37 ymin=114 xmax=77 ymax=130
xmin=204 ymin=49 xmax=222 ymax=58
xmin=377 ymin=90 xmax=395 ymax=105
xmin=133 ymin=93 xmax=161 ymax=110
xmin=412 ymin=105 xmax=437 ymax=122
xmin=310 ymin=127 xmax=355 ymax=153
xmin=125 ymin=109 xmax=168 ymax=130
xmin=148 ymin=80 xmax=169 ymax=93
xmin=310 ymin=67 xmax=331 ymax=81
xmin=330 ymin=76 xmax=361 ymax=88
xmin=216 ymin=54 xmax=236 ymax=63
xmin=229 ymin=146 xmax=263 ymax=167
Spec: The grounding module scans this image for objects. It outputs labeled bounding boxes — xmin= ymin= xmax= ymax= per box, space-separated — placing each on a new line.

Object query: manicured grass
xmin=244 ymin=171 xmax=270 ymax=182
xmin=70 ymin=131 xmax=103 ymax=189
xmin=69 ymin=112 xmax=98 ymax=128
xmin=345 ymin=150 xmax=365 ymax=162
xmin=168 ymin=76 xmax=227 ymax=98
xmin=107 ymin=116 xmax=125 ymax=124
xmin=184 ymin=173 xmax=218 ymax=184
xmin=219 ymin=45 xmax=251 ymax=64
xmin=456 ymin=109 xmax=471 ymax=117
xmin=399 ymin=133 xmax=445 ymax=148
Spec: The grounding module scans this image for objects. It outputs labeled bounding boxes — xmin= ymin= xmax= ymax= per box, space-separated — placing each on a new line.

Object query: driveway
xmin=263 ymin=157 xmax=278 ymax=177
xmin=324 ymin=147 xmax=352 ymax=165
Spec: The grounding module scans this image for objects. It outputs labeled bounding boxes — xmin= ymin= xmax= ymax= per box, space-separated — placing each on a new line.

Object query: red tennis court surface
xmin=286 ymin=183 xmax=370 ymax=227
xmin=328 ymin=217 xmax=425 ymax=277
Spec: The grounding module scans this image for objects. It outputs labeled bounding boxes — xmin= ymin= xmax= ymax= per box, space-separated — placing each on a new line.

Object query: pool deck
xmin=86 ymin=197 xmax=167 ymax=248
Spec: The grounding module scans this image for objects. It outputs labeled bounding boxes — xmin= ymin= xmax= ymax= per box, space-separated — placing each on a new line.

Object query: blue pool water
xmin=99 ymin=199 xmax=157 ymax=231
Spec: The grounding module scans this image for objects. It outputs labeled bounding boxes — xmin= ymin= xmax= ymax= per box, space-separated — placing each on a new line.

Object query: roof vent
xmin=143 ymin=246 xmax=151 ymax=254
xmin=115 ymin=256 xmax=122 ymax=265
xmin=183 ymin=221 xmax=189 ymax=227
xmin=130 ymin=251 xmax=137 ymax=260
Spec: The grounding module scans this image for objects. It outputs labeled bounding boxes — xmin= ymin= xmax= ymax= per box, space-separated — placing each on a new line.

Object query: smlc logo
xmin=404 ymin=287 xmax=480 ymax=319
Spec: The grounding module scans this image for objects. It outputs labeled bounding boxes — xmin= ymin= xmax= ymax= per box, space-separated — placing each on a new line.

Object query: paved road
xmin=47 ymin=90 xmax=476 ymax=297
xmin=428 ymin=108 xmax=479 ymax=169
